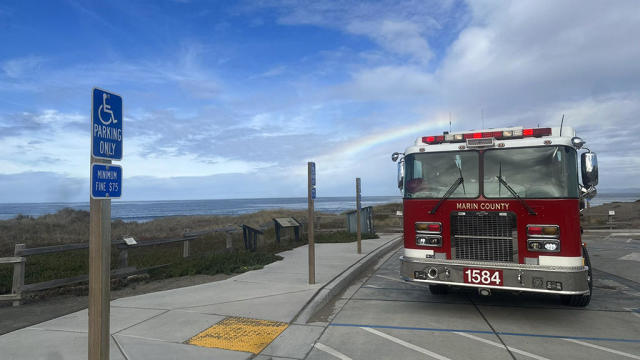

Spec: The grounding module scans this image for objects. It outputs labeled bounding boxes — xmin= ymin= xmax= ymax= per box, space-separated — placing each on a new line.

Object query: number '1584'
xmin=463 ymin=268 xmax=503 ymax=286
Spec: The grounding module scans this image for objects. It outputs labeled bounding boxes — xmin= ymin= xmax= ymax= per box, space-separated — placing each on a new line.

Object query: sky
xmin=1 ymin=0 xmax=639 ymax=203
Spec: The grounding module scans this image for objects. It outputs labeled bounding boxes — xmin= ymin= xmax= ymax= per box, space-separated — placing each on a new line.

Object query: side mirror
xmin=581 ymin=152 xmax=598 ymax=187
xmin=397 ymin=160 xmax=404 ymax=190
xmin=391 ymin=152 xmax=401 ymax=162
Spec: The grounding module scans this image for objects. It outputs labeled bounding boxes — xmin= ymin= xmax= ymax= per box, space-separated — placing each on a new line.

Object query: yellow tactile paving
xmin=187 ymin=316 xmax=288 ymax=354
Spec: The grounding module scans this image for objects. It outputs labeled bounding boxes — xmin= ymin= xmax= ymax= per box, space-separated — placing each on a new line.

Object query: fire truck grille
xmin=451 ymin=211 xmax=517 ymax=262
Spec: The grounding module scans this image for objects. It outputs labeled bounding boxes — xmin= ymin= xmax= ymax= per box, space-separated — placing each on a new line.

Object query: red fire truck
xmin=392 ymin=126 xmax=598 ymax=306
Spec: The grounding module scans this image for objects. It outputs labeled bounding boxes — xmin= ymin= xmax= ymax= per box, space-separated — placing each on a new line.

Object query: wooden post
xmin=275 ymin=220 xmax=281 ymax=244
xmin=118 ymin=249 xmax=128 ymax=268
xmin=356 ymin=178 xmax=362 ymax=254
xmin=225 ymin=233 xmax=233 ymax=252
xmin=12 ymin=244 xmax=25 ymax=307
xmin=89 ymin=158 xmax=111 ymax=360
xmin=183 ymin=240 xmax=190 ymax=258
xmin=308 ymin=162 xmax=315 ymax=284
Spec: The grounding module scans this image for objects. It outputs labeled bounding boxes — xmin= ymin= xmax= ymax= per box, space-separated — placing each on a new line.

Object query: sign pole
xmin=89 ymin=157 xmax=111 ymax=360
xmin=308 ymin=162 xmax=315 ymax=284
xmin=89 ymin=88 xmax=123 ymax=360
xmin=356 ymin=177 xmax=362 ymax=254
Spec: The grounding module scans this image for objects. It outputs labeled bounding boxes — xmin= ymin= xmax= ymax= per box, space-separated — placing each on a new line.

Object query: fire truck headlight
xmin=528 ymin=239 xmax=560 ymax=252
xmin=416 ymin=235 xmax=441 ymax=247
xmin=544 ymin=242 xmax=558 ymax=251
xmin=528 ymin=241 xmax=542 ymax=250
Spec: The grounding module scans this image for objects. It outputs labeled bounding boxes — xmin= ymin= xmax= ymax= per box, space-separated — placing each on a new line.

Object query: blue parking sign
xmin=92 ymin=88 xmax=122 ymax=160
xmin=91 ymin=163 xmax=122 ymax=199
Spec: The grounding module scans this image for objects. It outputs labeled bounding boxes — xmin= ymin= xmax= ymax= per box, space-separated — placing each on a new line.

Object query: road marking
xmin=454 ymin=331 xmax=551 ymax=360
xmin=314 ymin=342 xmax=353 ymax=360
xmin=375 ymin=274 xmax=427 ymax=287
xmin=331 ymin=323 xmax=640 ymax=343
xmin=360 ymin=327 xmax=452 ymax=360
xmin=364 ymin=284 xmax=382 ymax=288
xmin=564 ymin=338 xmax=640 ymax=359
xmin=618 ymin=252 xmax=640 ymax=262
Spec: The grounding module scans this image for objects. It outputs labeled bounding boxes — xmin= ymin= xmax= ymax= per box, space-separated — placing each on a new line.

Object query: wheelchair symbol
xmin=98 ymin=93 xmax=117 ymax=125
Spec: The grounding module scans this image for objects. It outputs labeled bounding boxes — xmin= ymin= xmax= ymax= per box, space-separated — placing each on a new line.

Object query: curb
xmin=292 ymin=234 xmax=403 ymax=324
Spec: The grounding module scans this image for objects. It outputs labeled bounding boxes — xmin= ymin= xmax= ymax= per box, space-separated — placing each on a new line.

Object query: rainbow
xmin=326 ymin=114 xmax=451 ymax=157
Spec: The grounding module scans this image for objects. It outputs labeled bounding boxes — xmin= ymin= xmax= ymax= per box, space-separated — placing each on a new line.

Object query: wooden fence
xmin=0 ymin=225 xmax=242 ymax=306
xmin=0 ymin=214 xmax=357 ymax=306
xmin=581 ymin=214 xmax=634 ymax=230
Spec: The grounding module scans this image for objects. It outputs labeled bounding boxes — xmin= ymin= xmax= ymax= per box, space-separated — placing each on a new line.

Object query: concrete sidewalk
xmin=0 ymin=234 xmax=401 ymax=360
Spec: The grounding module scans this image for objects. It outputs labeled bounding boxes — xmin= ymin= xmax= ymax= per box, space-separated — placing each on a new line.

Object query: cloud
xmin=244 ymin=0 xmax=462 ymax=65
xmin=436 ymin=0 xmax=640 ymax=111
xmin=0 ymin=42 xmax=220 ymax=105
xmin=347 ymin=19 xmax=433 ymax=63
xmin=251 ymin=65 xmax=287 ymax=79
xmin=2 ymin=1 xmax=639 ymax=203
xmin=1 ymin=56 xmax=44 ymax=78
xmin=334 ymin=65 xmax=436 ymax=102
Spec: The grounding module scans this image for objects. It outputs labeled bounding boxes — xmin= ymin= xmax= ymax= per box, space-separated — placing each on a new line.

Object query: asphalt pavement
xmin=306 ymin=230 xmax=640 ymax=360
xmin=1 ymin=230 xmax=638 ymax=360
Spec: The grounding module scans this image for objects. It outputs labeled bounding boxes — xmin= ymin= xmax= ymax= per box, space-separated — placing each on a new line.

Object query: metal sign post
xmin=89 ymin=88 xmax=123 ymax=360
xmin=356 ymin=178 xmax=362 ymax=254
xmin=308 ymin=162 xmax=316 ymax=284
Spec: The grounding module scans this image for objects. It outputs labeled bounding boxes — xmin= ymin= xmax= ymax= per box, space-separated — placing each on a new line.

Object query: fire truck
xmin=392 ymin=126 xmax=598 ymax=306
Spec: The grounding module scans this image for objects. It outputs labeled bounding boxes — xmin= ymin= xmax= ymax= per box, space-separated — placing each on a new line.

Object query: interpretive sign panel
xmin=92 ymin=88 xmax=123 ymax=160
xmin=91 ymin=163 xmax=122 ymax=199
xmin=274 ymin=217 xmax=300 ymax=228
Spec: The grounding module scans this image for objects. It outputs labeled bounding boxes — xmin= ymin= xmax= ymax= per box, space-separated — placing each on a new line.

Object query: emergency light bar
xmin=422 ymin=127 xmax=552 ymax=145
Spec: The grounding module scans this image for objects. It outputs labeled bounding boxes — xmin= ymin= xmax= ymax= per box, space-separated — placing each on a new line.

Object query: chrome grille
xmin=451 ymin=211 xmax=517 ymax=262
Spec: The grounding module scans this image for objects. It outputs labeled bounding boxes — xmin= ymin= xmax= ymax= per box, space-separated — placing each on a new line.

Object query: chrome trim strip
xmin=401 ymin=256 xmax=585 ymax=272
xmin=400 ymin=276 xmax=589 ymax=295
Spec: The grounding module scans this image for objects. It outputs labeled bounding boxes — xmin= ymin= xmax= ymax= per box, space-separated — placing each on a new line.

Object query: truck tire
xmin=429 ymin=284 xmax=449 ymax=295
xmin=561 ymin=246 xmax=592 ymax=307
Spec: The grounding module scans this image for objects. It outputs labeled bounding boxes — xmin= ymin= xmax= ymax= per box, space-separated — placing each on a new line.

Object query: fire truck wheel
xmin=429 ymin=284 xmax=449 ymax=295
xmin=560 ymin=246 xmax=592 ymax=307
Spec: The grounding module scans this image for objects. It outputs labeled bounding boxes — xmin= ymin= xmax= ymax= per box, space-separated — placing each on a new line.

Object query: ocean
xmin=0 ymin=196 xmax=402 ymax=222
xmin=0 ymin=193 xmax=636 ymax=222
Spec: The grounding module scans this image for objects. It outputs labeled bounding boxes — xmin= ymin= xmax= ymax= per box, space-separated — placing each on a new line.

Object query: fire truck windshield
xmin=404 ymin=146 xmax=578 ymax=199
xmin=404 ymin=151 xmax=479 ymax=198
xmin=484 ymin=146 xmax=578 ymax=198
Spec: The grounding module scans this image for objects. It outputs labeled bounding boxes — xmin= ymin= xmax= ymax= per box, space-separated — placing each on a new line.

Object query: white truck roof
xmin=404 ymin=126 xmax=577 ymax=155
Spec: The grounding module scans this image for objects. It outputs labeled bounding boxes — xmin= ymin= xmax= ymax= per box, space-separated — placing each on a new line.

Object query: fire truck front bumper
xmin=400 ymin=256 xmax=590 ymax=295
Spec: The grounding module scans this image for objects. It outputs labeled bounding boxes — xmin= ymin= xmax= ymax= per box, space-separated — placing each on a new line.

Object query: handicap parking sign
xmin=91 ymin=88 xmax=122 ymax=160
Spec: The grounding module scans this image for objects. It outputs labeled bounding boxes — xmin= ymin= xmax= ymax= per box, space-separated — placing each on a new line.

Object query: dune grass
xmin=0 ymin=206 xmax=391 ymax=297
